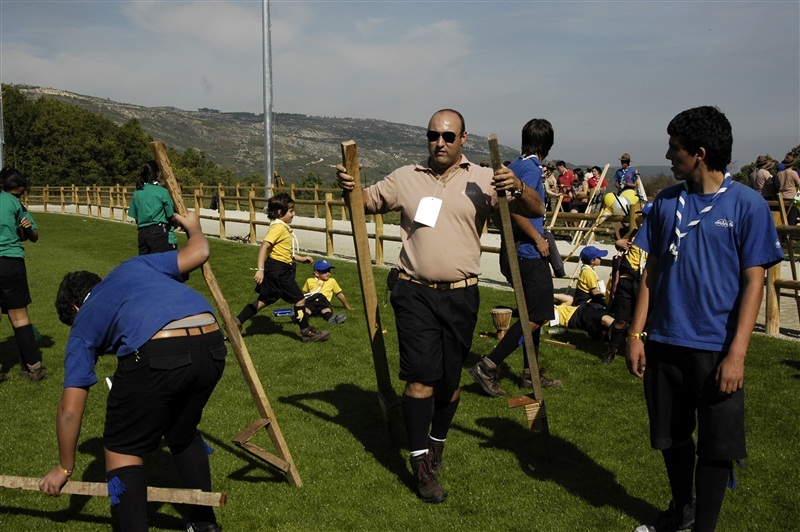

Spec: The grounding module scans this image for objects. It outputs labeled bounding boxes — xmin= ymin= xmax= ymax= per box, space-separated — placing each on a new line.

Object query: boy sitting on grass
xmin=302 ymin=259 xmax=353 ymax=324
xmin=573 ymin=245 xmax=607 ymax=307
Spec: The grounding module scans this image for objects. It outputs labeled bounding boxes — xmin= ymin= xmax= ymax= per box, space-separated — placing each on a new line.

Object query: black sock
xmin=13 ymin=324 xmax=41 ymax=367
xmin=107 ymin=465 xmax=148 ymax=532
xmin=609 ymin=322 xmax=628 ymax=349
xmin=430 ymin=395 xmax=460 ymax=441
xmin=236 ymin=302 xmax=259 ymax=324
xmin=694 ymin=458 xmax=731 ymax=532
xmin=170 ymin=434 xmax=217 ymax=525
xmin=487 ymin=321 xmax=522 ymax=366
xmin=662 ymin=440 xmax=696 ymax=507
xmin=402 ymin=394 xmax=434 ymax=453
xmin=294 ymin=304 xmax=310 ymax=329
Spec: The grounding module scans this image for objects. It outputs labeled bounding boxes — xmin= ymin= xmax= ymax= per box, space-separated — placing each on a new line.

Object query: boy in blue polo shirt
xmin=627 ymin=106 xmax=783 ymax=532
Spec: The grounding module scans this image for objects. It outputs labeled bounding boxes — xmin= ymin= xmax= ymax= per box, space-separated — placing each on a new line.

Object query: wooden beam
xmin=0 ymin=475 xmax=225 ymax=507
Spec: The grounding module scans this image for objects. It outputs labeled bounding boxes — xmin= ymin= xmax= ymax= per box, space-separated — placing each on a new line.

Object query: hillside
xmin=14 ymin=85 xmax=520 ymax=183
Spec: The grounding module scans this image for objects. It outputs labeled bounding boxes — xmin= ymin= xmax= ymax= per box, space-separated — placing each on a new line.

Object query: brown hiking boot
xmin=26 ymin=362 xmax=47 ymax=382
xmin=539 ymin=368 xmax=562 ymax=389
xmin=301 ymin=326 xmax=330 ymax=343
xmin=409 ymin=453 xmax=447 ymax=504
xmin=469 ymin=358 xmax=505 ymax=397
xmin=428 ymin=439 xmax=445 ymax=477
xmin=521 ymin=368 xmax=533 ymax=389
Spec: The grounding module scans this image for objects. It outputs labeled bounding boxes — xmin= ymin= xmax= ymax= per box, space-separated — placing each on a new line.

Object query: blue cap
xmin=580 ymin=246 xmax=608 ymax=263
xmin=313 ymin=259 xmax=334 ymax=271
xmin=637 ymin=201 xmax=654 ymax=216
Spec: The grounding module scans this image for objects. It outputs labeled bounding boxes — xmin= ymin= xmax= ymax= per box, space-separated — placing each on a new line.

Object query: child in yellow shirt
xmin=234 ymin=193 xmax=329 ymax=342
xmin=573 ymin=245 xmax=607 ymax=307
xmin=302 ymin=259 xmax=353 ymax=324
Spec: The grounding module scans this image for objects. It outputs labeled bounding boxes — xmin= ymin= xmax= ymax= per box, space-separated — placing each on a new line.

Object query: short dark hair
xmin=55 ymin=271 xmax=102 ymax=326
xmin=667 ymin=106 xmax=732 ymax=172
xmin=266 ymin=192 xmax=294 ymax=220
xmin=556 ymin=160 xmax=566 ymax=168
xmin=433 ymin=109 xmax=465 ymax=135
xmin=520 ymin=118 xmax=554 ymax=160
xmin=1 ymin=166 xmax=28 ymax=192
xmin=592 ymin=165 xmax=602 ymax=174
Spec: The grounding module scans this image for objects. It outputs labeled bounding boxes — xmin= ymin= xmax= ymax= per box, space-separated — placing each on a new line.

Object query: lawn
xmin=0 ymin=212 xmax=798 ymax=531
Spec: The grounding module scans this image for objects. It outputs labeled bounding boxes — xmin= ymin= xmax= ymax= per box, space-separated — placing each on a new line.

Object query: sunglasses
xmin=426 ymin=130 xmax=459 ymax=143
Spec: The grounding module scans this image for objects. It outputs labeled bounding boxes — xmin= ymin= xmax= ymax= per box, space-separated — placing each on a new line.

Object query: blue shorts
xmin=643 ymin=341 xmax=746 ymax=461
xmin=390 ymin=280 xmax=479 ymax=392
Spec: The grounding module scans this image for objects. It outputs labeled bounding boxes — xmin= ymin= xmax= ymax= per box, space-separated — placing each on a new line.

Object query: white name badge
xmin=549 ymin=308 xmax=560 ymax=327
xmin=414 ymin=196 xmax=442 ymax=227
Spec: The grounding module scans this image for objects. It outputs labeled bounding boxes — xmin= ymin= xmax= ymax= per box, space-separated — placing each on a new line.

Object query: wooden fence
xmin=22 ymin=184 xmax=799 ymax=335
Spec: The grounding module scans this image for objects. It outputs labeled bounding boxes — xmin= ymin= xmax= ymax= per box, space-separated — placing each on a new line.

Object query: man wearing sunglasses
xmin=336 ymin=108 xmax=544 ymax=504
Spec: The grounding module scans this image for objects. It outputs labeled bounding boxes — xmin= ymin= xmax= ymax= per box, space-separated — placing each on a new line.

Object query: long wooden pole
xmin=0 ymin=475 xmax=225 ymax=507
xmin=150 ymin=142 xmax=302 ymax=487
xmin=488 ymin=135 xmax=548 ymax=433
xmin=340 ymin=141 xmax=405 ymax=446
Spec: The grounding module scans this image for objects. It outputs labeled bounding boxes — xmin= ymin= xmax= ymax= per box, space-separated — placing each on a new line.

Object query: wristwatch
xmin=512 ymin=181 xmax=526 ymax=199
xmin=629 ymin=332 xmax=647 ymax=341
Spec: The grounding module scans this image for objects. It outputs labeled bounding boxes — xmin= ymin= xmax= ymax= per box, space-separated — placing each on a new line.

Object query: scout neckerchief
xmin=270 ymin=218 xmax=299 ymax=259
xmin=669 ymin=172 xmax=732 ymax=262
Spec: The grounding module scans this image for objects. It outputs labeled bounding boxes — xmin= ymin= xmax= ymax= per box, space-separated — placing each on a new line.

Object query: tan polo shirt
xmin=775 ymin=167 xmax=800 ymax=200
xmin=363 ymin=156 xmax=497 ymax=282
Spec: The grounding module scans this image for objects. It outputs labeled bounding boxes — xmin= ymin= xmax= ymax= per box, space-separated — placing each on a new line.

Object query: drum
xmin=491 ymin=308 xmax=512 ymax=332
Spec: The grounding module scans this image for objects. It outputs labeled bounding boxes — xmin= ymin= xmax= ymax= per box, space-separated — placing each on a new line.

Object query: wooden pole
xmin=150 ymin=142 xmax=302 ymax=487
xmin=488 ymin=135 xmax=548 ymax=433
xmin=0 ymin=475 xmax=225 ymax=507
xmin=340 ymin=141 xmax=406 ymax=446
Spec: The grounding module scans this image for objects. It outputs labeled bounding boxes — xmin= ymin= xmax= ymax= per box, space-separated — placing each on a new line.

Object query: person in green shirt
xmin=127 ymin=160 xmax=176 ymax=255
xmin=0 ymin=167 xmax=44 ymax=382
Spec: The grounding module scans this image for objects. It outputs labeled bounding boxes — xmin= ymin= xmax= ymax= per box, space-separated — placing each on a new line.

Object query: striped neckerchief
xmin=669 ymin=172 xmax=732 ymax=262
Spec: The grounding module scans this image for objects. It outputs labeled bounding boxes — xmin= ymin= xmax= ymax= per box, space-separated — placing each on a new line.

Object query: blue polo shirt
xmin=636 ymin=181 xmax=783 ymax=351
xmin=63 ymin=251 xmax=214 ymax=388
xmin=614 ymin=167 xmax=636 ymax=189
xmin=508 ymin=155 xmax=546 ymax=260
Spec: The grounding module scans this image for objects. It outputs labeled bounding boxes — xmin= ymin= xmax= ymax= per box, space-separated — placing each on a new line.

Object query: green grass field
xmin=1 ymin=212 xmax=798 ymax=531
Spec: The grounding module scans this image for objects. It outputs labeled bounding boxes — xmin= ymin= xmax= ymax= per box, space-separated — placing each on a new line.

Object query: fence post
xmin=43 ymin=185 xmax=50 ymax=214
xmin=325 ymin=193 xmax=334 ymax=257
xmin=109 ymin=186 xmax=116 ymax=220
xmin=235 ymin=183 xmax=242 ymax=211
xmin=765 ymin=263 xmax=780 ymax=335
xmin=249 ymin=190 xmax=257 ymax=243
xmin=218 ymin=189 xmax=226 ymax=240
xmin=60 ymin=187 xmax=66 ymax=214
xmin=71 ymin=184 xmax=77 ymax=210
xmin=313 ymin=185 xmax=319 ymax=219
xmin=290 ymin=184 xmax=296 ymax=201
xmin=375 ymin=214 xmax=384 ymax=266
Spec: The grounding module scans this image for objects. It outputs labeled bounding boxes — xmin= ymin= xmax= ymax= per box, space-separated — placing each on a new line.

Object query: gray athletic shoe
xmin=327 ymin=313 xmax=347 ymax=324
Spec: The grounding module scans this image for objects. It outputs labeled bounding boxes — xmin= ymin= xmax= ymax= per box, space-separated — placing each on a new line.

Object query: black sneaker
xmin=409 ymin=453 xmax=447 ymax=504
xmin=186 ymin=521 xmax=222 ymax=532
xmin=634 ymin=499 xmax=695 ymax=532
xmin=601 ymin=347 xmax=617 ymax=364
xmin=301 ymin=326 xmax=330 ymax=343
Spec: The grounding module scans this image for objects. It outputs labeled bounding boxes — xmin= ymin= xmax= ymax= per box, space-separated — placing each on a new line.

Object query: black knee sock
xmin=487 ymin=321 xmax=522 ymax=366
xmin=13 ymin=324 xmax=41 ymax=366
xmin=170 ymin=434 xmax=217 ymax=525
xmin=524 ymin=327 xmax=541 ymax=370
xmin=430 ymin=395 xmax=460 ymax=441
xmin=694 ymin=458 xmax=731 ymax=532
xmin=662 ymin=440 xmax=696 ymax=507
xmin=609 ymin=322 xmax=628 ymax=349
xmin=402 ymin=394 xmax=434 ymax=453
xmin=294 ymin=304 xmax=310 ymax=330
xmin=236 ymin=302 xmax=260 ymax=324
xmin=107 ymin=465 xmax=148 ymax=532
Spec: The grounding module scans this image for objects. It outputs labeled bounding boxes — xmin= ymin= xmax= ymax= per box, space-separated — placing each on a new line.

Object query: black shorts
xmin=255 ymin=258 xmax=304 ymax=305
xmin=643 ymin=341 xmax=746 ymax=461
xmin=0 ymin=257 xmax=32 ymax=312
xmin=390 ymin=279 xmax=479 ymax=392
xmin=499 ymin=252 xmax=554 ymax=324
xmin=304 ymin=293 xmax=332 ymax=315
xmin=138 ymin=224 xmax=173 ymax=255
xmin=104 ymin=330 xmax=227 ymax=455
xmin=609 ymin=276 xmax=639 ymax=322
xmin=567 ymin=303 xmax=607 ymax=340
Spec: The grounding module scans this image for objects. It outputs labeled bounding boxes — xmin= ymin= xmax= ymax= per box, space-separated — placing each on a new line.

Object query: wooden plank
xmin=340 ymin=141 xmax=405 ymax=446
xmin=488 ymin=135 xmax=548 ymax=433
xmin=150 ymin=142 xmax=302 ymax=487
xmin=0 ymin=475 xmax=225 ymax=507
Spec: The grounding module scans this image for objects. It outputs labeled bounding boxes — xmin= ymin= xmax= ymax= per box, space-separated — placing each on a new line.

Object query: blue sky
xmin=1 ymin=0 xmax=798 ymax=171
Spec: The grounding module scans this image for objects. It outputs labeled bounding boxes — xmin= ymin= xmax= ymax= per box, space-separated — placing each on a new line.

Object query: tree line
xmin=1 ymin=85 xmax=269 ymax=188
